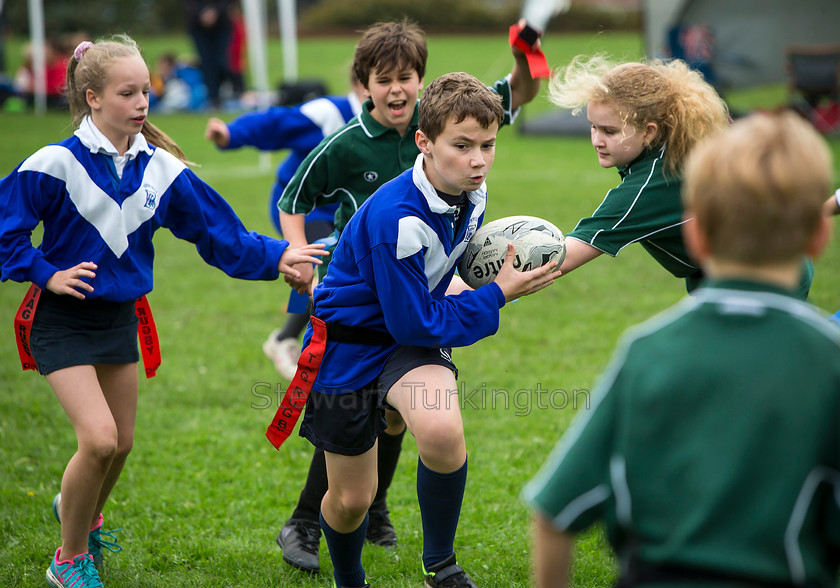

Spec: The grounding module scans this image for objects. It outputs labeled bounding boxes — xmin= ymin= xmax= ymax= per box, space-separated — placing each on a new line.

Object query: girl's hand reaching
xmin=278 ymin=243 xmax=329 ymax=286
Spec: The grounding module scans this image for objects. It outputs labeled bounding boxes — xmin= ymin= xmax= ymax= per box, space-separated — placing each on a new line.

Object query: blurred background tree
xmin=1 ymin=0 xmax=639 ymax=37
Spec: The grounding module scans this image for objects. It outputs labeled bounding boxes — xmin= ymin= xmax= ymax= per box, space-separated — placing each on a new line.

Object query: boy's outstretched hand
xmin=204 ymin=117 xmax=231 ymax=148
xmin=278 ymin=243 xmax=328 ymax=283
xmin=494 ymin=244 xmax=561 ymax=302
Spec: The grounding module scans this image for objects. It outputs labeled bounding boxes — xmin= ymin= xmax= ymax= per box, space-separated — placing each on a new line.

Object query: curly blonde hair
xmin=549 ymin=55 xmax=729 ymax=175
xmin=66 ymin=34 xmax=190 ymax=164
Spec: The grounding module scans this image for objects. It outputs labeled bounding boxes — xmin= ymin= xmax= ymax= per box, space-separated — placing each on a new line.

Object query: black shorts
xmin=299 ymin=346 xmax=457 ymax=456
xmin=30 ymin=291 xmax=139 ymax=375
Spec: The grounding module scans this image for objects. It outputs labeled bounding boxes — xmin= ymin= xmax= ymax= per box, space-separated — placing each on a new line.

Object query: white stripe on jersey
xmin=20 ymin=146 xmax=184 ymax=258
xmin=784 ymin=466 xmax=840 ymax=584
xmin=396 ymin=215 xmax=462 ymax=291
xmin=300 ymin=97 xmax=348 ymax=137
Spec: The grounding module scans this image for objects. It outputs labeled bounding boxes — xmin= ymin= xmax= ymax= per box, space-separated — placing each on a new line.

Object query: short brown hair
xmin=419 ymin=72 xmax=504 ymax=142
xmin=683 ymin=111 xmax=832 ymax=265
xmin=353 ymin=19 xmax=427 ymax=89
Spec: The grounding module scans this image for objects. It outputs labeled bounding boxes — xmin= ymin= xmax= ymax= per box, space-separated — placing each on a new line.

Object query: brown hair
xmin=419 ymin=72 xmax=504 ymax=141
xmin=549 ymin=55 xmax=729 ymax=175
xmin=66 ymin=34 xmax=190 ymax=164
xmin=684 ymin=111 xmax=832 ymax=265
xmin=352 ymin=19 xmax=427 ymax=89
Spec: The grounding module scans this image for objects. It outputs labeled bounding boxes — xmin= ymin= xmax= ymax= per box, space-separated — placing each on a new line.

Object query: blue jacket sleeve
xmin=366 ymin=242 xmax=506 ymax=348
xmin=0 ymin=165 xmax=61 ymax=289
xmin=224 ymin=106 xmax=326 ymax=152
xmin=161 ymin=169 xmax=288 ymax=280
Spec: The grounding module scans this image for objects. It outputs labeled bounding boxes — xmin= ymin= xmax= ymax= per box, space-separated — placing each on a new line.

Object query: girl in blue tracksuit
xmin=0 ymin=35 xmax=325 ymax=588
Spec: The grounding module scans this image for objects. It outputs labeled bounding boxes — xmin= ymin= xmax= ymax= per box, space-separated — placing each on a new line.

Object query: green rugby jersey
xmin=523 ymin=279 xmax=840 ymax=587
xmin=568 ymin=146 xmax=814 ymax=299
xmin=568 ymin=146 xmax=700 ymax=279
xmin=278 ymin=77 xmax=516 ymax=235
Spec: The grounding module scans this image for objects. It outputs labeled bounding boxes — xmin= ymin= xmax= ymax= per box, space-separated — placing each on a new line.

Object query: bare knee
xmin=416 ymin=420 xmax=465 ymax=470
xmin=115 ymin=434 xmax=133 ymax=462
xmin=329 ymin=484 xmax=377 ymax=522
xmin=79 ymin=424 xmax=119 ymax=467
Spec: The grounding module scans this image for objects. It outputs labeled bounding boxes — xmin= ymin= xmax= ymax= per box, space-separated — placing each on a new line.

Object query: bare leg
xmin=386 ymin=364 xmax=465 ymax=473
xmin=321 ymin=445 xmax=378 ymax=533
xmin=92 ymin=363 xmax=138 ymax=518
xmin=321 ymin=446 xmax=379 ymax=587
xmin=47 ymin=365 xmax=119 ymax=558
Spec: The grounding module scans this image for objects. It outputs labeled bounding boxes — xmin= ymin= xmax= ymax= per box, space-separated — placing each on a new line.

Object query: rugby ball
xmin=458 ymin=216 xmax=565 ymax=289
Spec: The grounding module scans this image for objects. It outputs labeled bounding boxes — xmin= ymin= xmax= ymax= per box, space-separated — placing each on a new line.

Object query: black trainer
xmin=423 ymin=554 xmax=478 ymax=588
xmin=276 ymin=518 xmax=321 ymax=573
xmin=366 ymin=506 xmax=397 ymax=548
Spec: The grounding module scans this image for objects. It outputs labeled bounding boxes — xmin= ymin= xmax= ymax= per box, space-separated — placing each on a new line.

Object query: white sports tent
xmin=643 ymin=0 xmax=840 ymax=90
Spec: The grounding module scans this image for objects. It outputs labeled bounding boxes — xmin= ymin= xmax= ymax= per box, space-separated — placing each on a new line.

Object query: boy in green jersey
xmin=523 ymin=112 xmax=840 ymax=588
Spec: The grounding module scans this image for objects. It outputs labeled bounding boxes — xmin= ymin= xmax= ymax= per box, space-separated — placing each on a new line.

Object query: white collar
xmin=75 ymin=116 xmax=154 ymax=159
xmin=410 ymin=153 xmax=487 ymax=214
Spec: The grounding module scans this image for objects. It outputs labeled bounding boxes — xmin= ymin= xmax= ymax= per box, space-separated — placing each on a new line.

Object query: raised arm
xmin=508 ymin=20 xmax=543 ymax=111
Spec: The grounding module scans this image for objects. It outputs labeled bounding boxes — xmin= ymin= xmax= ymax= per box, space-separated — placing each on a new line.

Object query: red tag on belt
xmin=135 ymin=296 xmax=161 ymax=378
xmin=509 ymin=23 xmax=550 ymax=79
xmin=14 ymin=284 xmax=41 ymax=371
xmin=266 ymin=316 xmax=328 ymax=449
xmin=13 ymin=285 xmax=161 ymax=378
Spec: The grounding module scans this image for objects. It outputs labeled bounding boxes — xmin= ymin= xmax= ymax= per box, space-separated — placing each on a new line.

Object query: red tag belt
xmin=13 ymin=284 xmax=41 ymax=372
xmin=13 ymin=284 xmax=161 ymax=378
xmin=265 ymin=316 xmax=328 ymax=449
xmin=509 ymin=23 xmax=550 ymax=79
xmin=135 ymin=295 xmax=161 ymax=378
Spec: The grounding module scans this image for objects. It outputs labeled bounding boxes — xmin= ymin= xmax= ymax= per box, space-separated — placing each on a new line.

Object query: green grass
xmin=2 ymin=31 xmax=840 ymax=588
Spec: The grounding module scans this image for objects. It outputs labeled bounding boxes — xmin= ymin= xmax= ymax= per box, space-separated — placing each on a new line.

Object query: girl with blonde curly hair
xmin=550 ymin=55 xmax=746 ymax=294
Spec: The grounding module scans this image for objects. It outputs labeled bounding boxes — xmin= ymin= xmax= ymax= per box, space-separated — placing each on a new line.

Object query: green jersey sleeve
xmin=568 ymin=148 xmax=698 ymax=278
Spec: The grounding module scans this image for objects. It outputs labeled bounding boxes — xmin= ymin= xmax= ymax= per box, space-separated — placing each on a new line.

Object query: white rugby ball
xmin=458 ymin=216 xmax=565 ymax=289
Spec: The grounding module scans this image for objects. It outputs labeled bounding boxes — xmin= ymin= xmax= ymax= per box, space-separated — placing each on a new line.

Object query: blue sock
xmin=417 ymin=456 xmax=468 ymax=569
xmin=320 ymin=511 xmax=368 ymax=588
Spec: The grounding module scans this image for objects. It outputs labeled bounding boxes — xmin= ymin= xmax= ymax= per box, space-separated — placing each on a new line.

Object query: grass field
xmin=1 ymin=30 xmax=839 ymax=588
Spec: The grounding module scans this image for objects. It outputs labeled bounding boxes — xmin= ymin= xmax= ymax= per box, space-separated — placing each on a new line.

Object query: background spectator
xmin=182 ymin=0 xmax=233 ymax=109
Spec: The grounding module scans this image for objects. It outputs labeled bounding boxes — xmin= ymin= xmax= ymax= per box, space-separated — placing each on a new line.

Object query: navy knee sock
xmin=372 ymin=427 xmax=405 ymax=510
xmin=291 ymin=448 xmax=327 ymax=522
xmin=320 ymin=511 xmax=368 ymax=588
xmin=417 ymin=457 xmax=468 ymax=569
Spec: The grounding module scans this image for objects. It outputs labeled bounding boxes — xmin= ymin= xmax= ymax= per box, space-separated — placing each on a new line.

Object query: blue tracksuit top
xmin=306 ymin=154 xmax=507 ymax=394
xmin=220 ymin=93 xmax=361 ymax=230
xmin=0 ymin=117 xmax=288 ymax=302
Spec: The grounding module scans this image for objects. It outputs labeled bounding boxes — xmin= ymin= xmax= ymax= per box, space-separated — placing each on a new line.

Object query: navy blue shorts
xmin=30 ymin=291 xmax=139 ymax=375
xmin=299 ymin=346 xmax=457 ymax=456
